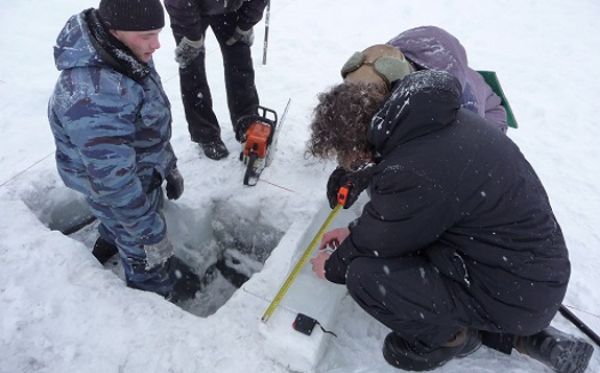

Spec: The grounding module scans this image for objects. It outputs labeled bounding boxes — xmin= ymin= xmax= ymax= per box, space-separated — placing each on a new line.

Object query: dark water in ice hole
xmin=41 ymin=198 xmax=285 ymax=317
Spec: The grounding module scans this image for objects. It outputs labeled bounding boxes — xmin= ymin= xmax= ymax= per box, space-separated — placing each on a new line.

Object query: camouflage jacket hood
xmin=54 ymin=9 xmax=151 ymax=82
xmin=53 ymin=11 xmax=102 ymax=71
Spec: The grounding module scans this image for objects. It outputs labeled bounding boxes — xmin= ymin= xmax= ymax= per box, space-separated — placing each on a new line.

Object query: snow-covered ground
xmin=1 ymin=0 xmax=599 ymax=372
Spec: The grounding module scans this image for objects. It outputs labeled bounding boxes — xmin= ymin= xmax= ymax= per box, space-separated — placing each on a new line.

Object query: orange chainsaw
xmin=239 ymin=100 xmax=290 ymax=186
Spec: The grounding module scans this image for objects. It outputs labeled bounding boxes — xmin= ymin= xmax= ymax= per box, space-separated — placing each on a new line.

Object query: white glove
xmin=175 ymin=36 xmax=204 ymax=69
xmin=225 ymin=26 xmax=254 ymax=46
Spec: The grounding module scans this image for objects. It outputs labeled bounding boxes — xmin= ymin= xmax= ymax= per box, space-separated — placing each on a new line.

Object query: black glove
xmin=225 ymin=26 xmax=254 ymax=46
xmin=326 ymin=163 xmax=376 ymax=209
xmin=165 ymin=167 xmax=184 ymax=200
xmin=235 ymin=114 xmax=258 ymax=142
xmin=175 ymin=36 xmax=204 ymax=69
xmin=235 ymin=113 xmax=275 ymax=143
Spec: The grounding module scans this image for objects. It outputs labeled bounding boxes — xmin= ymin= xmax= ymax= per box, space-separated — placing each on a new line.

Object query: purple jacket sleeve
xmin=467 ymin=69 xmax=508 ymax=132
xmin=164 ymin=0 xmax=204 ymax=40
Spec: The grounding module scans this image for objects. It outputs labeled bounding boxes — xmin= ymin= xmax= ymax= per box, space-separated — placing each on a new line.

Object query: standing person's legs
xmin=172 ymin=28 xmax=222 ymax=145
xmin=86 ymin=189 xmax=175 ymax=296
xmin=209 ymin=13 xmax=259 ymax=138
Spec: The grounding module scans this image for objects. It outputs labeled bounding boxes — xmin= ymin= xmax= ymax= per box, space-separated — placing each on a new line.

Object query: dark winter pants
xmin=173 ymin=12 xmax=259 ymax=144
xmin=345 ymin=255 xmax=515 ymax=352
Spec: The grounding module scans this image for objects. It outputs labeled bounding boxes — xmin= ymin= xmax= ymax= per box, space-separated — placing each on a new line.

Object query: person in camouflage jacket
xmin=48 ymin=0 xmax=200 ymax=301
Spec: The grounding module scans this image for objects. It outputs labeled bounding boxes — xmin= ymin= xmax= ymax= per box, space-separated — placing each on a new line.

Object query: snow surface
xmin=1 ymin=0 xmax=600 ymax=372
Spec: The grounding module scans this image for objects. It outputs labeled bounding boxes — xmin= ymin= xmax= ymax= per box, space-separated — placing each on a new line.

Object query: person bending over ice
xmin=308 ymin=70 xmax=593 ymax=372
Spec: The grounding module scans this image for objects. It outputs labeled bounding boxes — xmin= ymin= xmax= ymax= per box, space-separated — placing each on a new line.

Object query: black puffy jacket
xmin=325 ymin=70 xmax=570 ymax=334
xmin=165 ymin=0 xmax=268 ymax=40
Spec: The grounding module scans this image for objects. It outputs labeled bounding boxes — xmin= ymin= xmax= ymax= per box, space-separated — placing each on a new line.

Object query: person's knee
xmin=345 ymin=257 xmax=382 ymax=299
xmin=221 ymin=44 xmax=253 ymax=66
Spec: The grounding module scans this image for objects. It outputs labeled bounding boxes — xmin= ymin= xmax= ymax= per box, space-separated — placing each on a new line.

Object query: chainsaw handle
xmin=257 ymin=105 xmax=278 ymax=124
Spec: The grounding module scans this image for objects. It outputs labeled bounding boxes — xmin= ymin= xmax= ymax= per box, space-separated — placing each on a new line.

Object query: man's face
xmin=111 ymin=29 xmax=162 ymax=63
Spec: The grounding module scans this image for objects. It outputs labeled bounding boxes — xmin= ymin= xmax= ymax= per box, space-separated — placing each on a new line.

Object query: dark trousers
xmin=345 ymin=255 xmax=515 ymax=352
xmin=173 ymin=12 xmax=259 ymax=144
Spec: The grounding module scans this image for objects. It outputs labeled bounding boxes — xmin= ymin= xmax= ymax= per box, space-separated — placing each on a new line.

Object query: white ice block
xmin=244 ymin=198 xmax=365 ymax=372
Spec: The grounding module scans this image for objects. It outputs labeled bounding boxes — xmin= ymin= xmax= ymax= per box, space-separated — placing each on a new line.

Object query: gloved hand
xmin=225 ymin=26 xmax=254 ymax=46
xmin=326 ymin=163 xmax=376 ymax=209
xmin=235 ymin=114 xmax=257 ymax=142
xmin=235 ymin=113 xmax=274 ymax=142
xmin=175 ymin=36 xmax=204 ymax=69
xmin=165 ymin=167 xmax=184 ymax=200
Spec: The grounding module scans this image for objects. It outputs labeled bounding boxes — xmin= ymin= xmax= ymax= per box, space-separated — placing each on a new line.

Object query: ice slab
xmin=243 ymin=198 xmax=365 ymax=371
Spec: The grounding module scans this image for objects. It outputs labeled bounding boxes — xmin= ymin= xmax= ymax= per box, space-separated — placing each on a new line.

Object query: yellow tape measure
xmin=261 ymin=185 xmax=350 ymax=323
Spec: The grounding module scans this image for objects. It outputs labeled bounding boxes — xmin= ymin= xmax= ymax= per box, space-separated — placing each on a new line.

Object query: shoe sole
xmin=456 ymin=339 xmax=482 ymax=358
xmin=382 ymin=334 xmax=481 ymax=371
xmin=383 ymin=344 xmax=445 ymax=371
xmin=547 ymin=338 xmax=594 ymax=373
xmin=204 ymin=152 xmax=229 ymax=160
xmin=199 ymin=143 xmax=229 ymax=160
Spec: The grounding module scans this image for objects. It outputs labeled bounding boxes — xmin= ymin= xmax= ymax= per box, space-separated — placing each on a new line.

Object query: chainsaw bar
xmin=265 ymin=98 xmax=291 ymax=168
xmin=243 ymin=152 xmax=262 ymax=186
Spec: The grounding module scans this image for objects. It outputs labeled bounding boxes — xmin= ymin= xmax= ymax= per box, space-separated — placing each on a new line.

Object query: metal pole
xmin=262 ymin=0 xmax=271 ymax=65
xmin=559 ymin=305 xmax=600 ymax=347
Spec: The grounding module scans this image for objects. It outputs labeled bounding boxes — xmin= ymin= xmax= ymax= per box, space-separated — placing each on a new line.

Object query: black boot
xmin=383 ymin=328 xmax=481 ymax=371
xmin=517 ymin=326 xmax=593 ymax=373
xmin=200 ymin=139 xmax=229 ymax=160
xmin=167 ymin=256 xmax=204 ymax=303
xmin=92 ymin=237 xmax=118 ymax=264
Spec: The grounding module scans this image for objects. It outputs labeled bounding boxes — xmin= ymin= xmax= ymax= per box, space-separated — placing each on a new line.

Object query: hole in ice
xmin=23 ymin=184 xmax=286 ymax=317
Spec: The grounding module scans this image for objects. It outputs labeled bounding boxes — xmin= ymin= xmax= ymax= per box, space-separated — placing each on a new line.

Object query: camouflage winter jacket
xmin=48 ymin=9 xmax=176 ymax=244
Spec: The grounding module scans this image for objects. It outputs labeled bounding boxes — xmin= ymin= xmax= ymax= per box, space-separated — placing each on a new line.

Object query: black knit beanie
xmin=98 ymin=0 xmax=165 ymax=31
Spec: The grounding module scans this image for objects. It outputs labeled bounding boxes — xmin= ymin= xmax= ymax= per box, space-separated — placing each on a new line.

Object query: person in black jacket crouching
xmin=307 ymin=70 xmax=593 ymax=372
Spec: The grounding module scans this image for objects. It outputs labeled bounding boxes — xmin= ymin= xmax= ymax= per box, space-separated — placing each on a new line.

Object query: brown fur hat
xmin=344 ymin=44 xmax=414 ymax=91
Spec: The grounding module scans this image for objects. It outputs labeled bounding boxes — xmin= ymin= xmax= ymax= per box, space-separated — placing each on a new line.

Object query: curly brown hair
xmin=307 ymin=82 xmax=388 ymax=168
